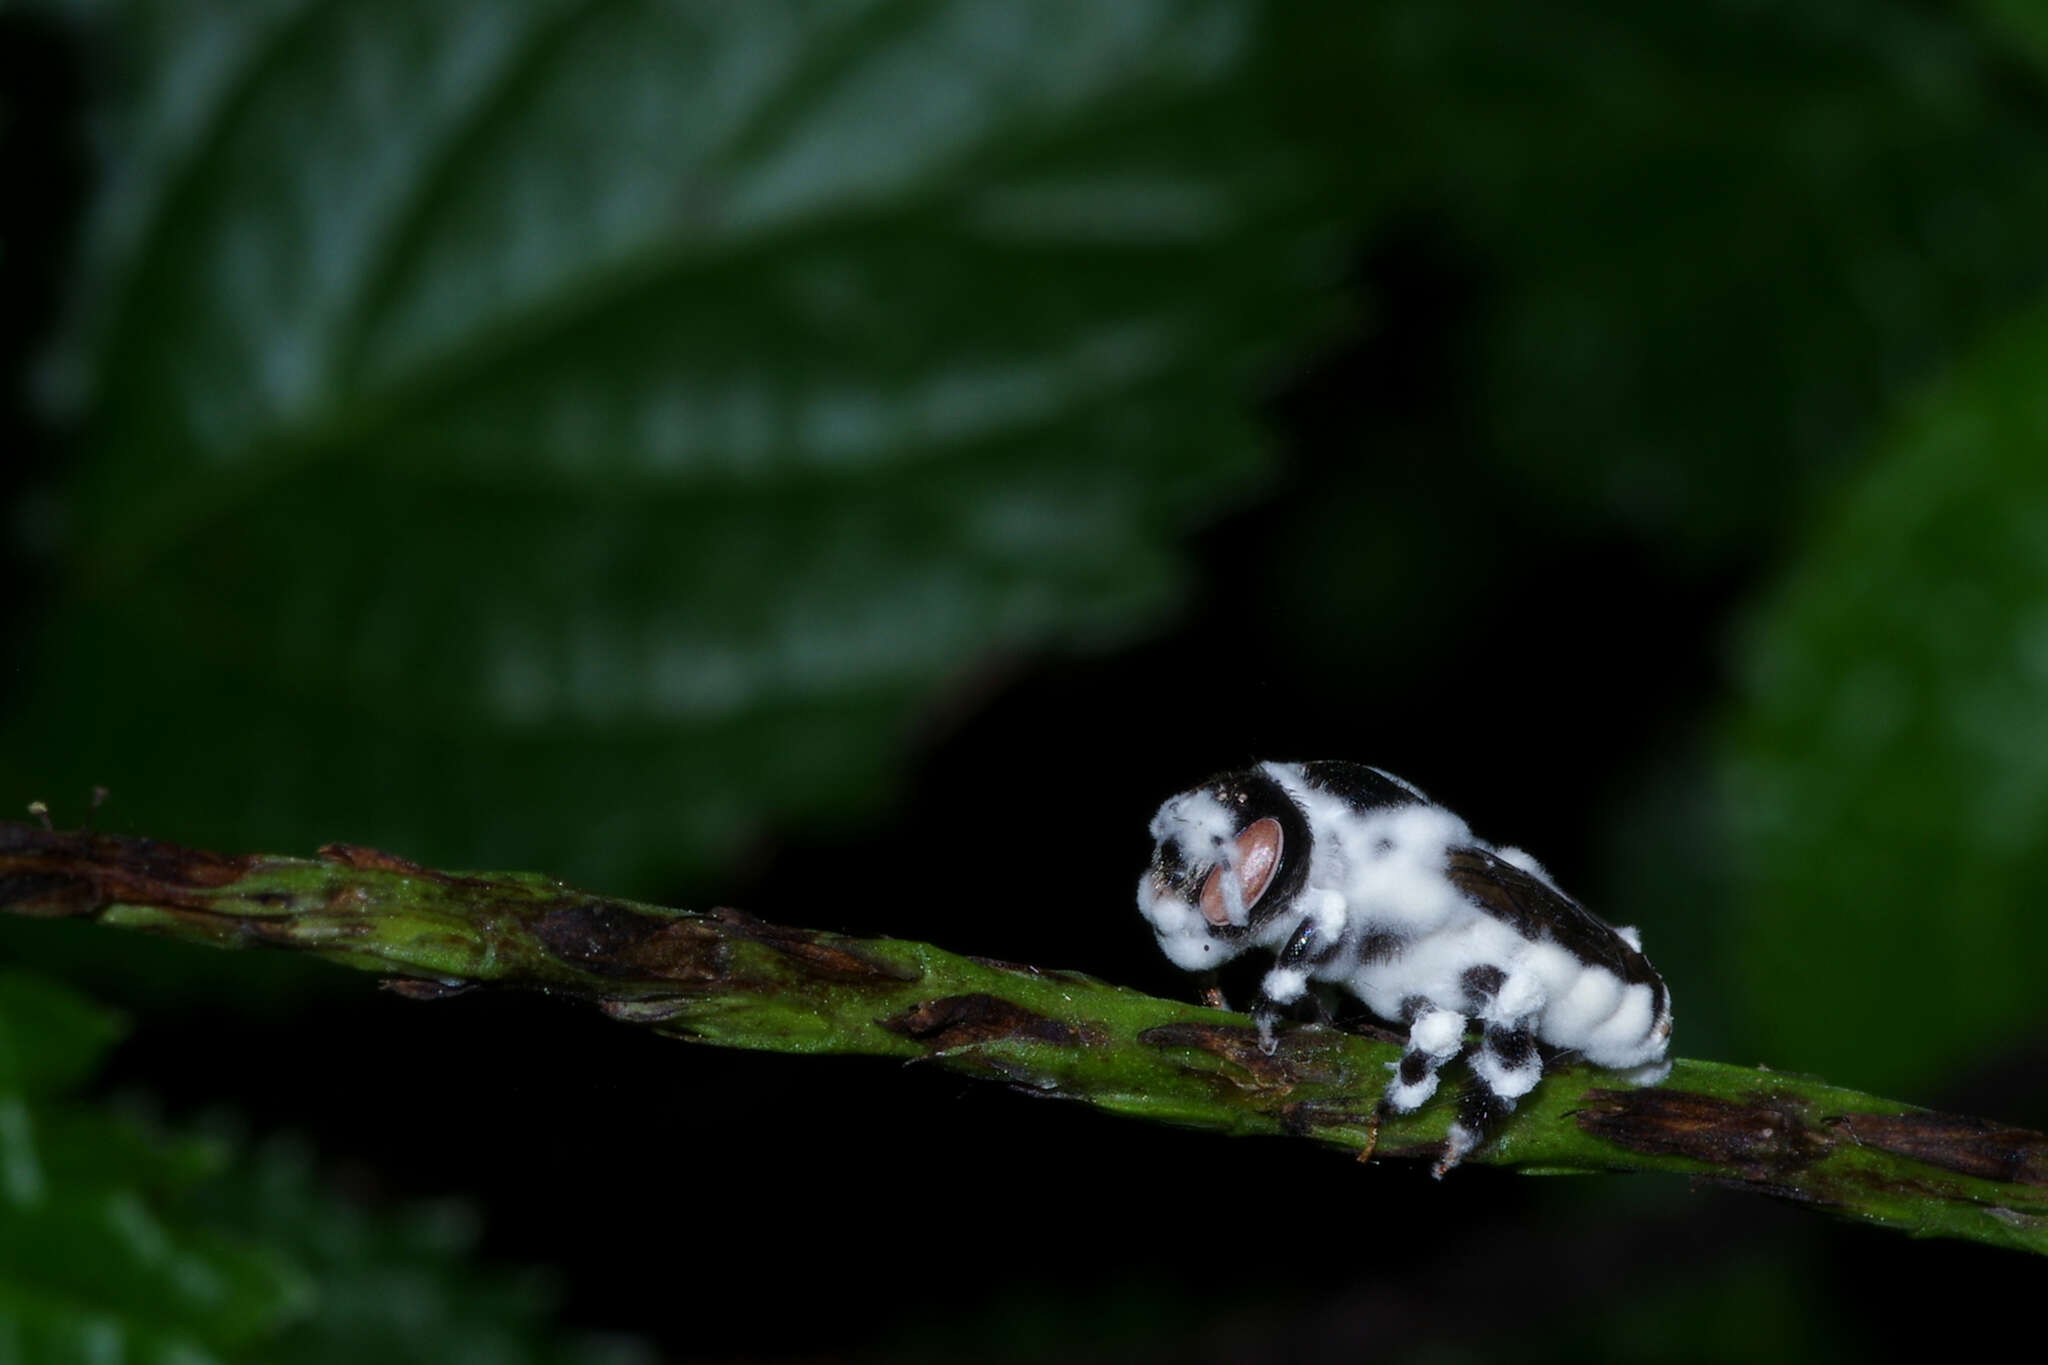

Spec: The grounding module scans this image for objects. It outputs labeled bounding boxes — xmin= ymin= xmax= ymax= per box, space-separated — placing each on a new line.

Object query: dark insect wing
xmin=1441 ymin=845 xmax=1663 ymax=993
xmin=1298 ymin=760 xmax=1428 ymax=815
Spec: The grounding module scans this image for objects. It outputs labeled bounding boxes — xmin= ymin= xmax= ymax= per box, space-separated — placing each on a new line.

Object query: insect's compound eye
xmin=1198 ymin=817 xmax=1284 ymax=927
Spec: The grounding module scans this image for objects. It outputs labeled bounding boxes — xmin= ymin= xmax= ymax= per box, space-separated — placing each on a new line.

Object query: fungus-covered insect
xmin=1138 ymin=761 xmax=1671 ymax=1174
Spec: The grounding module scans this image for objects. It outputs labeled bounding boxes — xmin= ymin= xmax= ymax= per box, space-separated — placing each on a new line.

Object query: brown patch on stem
xmin=381 ymin=977 xmax=477 ymax=1001
xmin=529 ymin=902 xmax=918 ymax=989
xmin=1833 ymin=1112 xmax=2048 ymax=1187
xmin=1278 ymin=1099 xmax=1377 ymax=1136
xmin=532 ymin=901 xmax=724 ymax=983
xmin=711 ymin=907 xmax=920 ymax=983
xmin=880 ymin=993 xmax=1082 ymax=1049
xmin=0 ymin=825 xmax=255 ymax=916
xmin=1577 ymin=1088 xmax=1832 ymax=1176
xmin=317 ymin=843 xmax=448 ymax=877
xmin=1139 ymin=1019 xmax=1385 ymax=1086
xmin=1140 ymin=1020 xmax=1295 ymax=1083
xmin=966 ymin=954 xmax=1037 ymax=975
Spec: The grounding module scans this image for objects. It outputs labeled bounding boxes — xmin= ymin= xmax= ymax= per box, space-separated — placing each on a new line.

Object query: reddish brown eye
xmin=1198 ymin=817 xmax=1284 ymax=926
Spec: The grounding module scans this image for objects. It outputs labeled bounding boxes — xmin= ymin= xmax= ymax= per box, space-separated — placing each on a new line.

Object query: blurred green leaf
xmin=1269 ymin=0 xmax=2048 ymax=558
xmin=0 ymin=973 xmax=304 ymax=1362
xmin=1974 ymin=0 xmax=2048 ymax=80
xmin=1532 ymin=1248 xmax=1842 ymax=1363
xmin=12 ymin=0 xmax=1344 ymax=895
xmin=1475 ymin=2 xmax=2048 ymax=556
xmin=0 ymin=1176 xmax=303 ymax=1356
xmin=183 ymin=1135 xmax=645 ymax=1365
xmin=1725 ymin=304 xmax=2048 ymax=1092
xmin=0 ymin=967 xmax=124 ymax=1094
xmin=0 ymin=969 xmax=645 ymax=1364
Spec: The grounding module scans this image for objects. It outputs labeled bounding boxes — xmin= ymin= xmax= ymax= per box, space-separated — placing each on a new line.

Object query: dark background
xmin=5 ymin=2 xmax=2047 ymax=1360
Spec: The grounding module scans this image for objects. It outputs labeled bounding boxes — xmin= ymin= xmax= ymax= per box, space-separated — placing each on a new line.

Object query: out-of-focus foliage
xmin=1264 ymin=0 xmax=2048 ymax=560
xmin=0 ymin=970 xmax=647 ymax=1364
xmin=1976 ymin=0 xmax=2048 ymax=77
xmin=9 ymin=0 xmax=1342 ymax=893
xmin=1462 ymin=1 xmax=2048 ymax=559
xmin=186 ymin=1137 xmax=649 ymax=1365
xmin=1728 ymin=306 xmax=2048 ymax=1092
xmin=10 ymin=0 xmax=2048 ymax=1355
xmin=0 ymin=971 xmax=296 ymax=1365
xmin=1257 ymin=0 xmax=2048 ymax=1092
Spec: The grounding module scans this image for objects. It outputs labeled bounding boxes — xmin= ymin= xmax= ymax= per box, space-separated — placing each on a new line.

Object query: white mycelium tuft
xmin=1139 ymin=761 xmax=1673 ymax=1171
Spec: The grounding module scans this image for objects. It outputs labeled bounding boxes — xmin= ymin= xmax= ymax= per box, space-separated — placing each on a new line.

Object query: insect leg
xmin=1431 ymin=1019 xmax=1539 ymax=1175
xmin=1251 ymin=916 xmax=1331 ymax=1053
xmin=1436 ymin=967 xmax=1547 ymax=1175
xmin=1380 ymin=999 xmax=1468 ymax=1115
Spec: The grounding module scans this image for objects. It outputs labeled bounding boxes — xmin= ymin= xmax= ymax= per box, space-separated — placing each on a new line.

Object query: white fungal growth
xmin=1138 ymin=760 xmax=1673 ymax=1173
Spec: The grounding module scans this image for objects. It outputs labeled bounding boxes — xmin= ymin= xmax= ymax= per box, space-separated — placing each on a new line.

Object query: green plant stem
xmin=3 ymin=822 xmax=2044 ymax=1255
